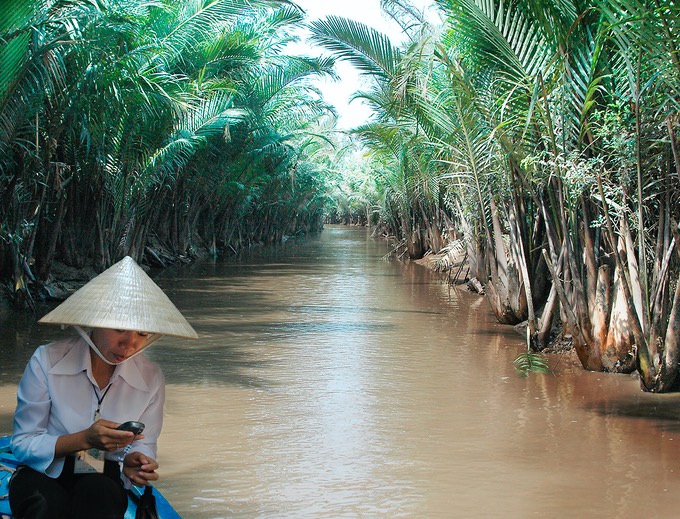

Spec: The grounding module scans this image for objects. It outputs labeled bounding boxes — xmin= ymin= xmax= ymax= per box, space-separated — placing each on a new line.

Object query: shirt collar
xmin=115 ymin=354 xmax=151 ymax=392
xmin=49 ymin=336 xmax=151 ymax=392
xmin=49 ymin=337 xmax=90 ymax=375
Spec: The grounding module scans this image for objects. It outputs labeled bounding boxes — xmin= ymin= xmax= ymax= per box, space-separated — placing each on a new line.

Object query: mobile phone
xmin=116 ymin=421 xmax=145 ymax=435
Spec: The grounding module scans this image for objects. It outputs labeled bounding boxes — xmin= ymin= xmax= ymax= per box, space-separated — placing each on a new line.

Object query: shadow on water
xmin=150 ymin=319 xmax=391 ymax=389
xmin=149 ymin=344 xmax=280 ymax=390
xmin=0 ymin=408 xmax=14 ymax=434
xmin=584 ymin=395 xmax=680 ymax=432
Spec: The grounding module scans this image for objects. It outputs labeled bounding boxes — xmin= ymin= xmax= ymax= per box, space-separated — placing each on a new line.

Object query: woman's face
xmin=91 ymin=328 xmax=149 ymax=364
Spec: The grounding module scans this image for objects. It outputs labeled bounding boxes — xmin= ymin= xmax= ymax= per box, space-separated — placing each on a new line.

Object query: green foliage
xmin=0 ymin=0 xmax=340 ymax=286
xmin=513 ymin=350 xmax=552 ymax=377
xmin=308 ymin=16 xmax=400 ymax=78
xmin=314 ymin=0 xmax=678 ymax=385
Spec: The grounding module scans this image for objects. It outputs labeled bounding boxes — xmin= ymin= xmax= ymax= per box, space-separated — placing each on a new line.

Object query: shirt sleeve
xmin=119 ymin=367 xmax=164 ymax=489
xmin=128 ymin=368 xmax=165 ymax=461
xmin=11 ymin=348 xmax=61 ymax=476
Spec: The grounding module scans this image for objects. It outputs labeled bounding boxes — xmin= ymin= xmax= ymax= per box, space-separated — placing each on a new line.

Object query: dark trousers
xmin=8 ymin=458 xmax=127 ymax=519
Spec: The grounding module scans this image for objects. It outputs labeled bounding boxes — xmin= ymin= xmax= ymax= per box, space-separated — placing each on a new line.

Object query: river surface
xmin=2 ymin=225 xmax=680 ymax=518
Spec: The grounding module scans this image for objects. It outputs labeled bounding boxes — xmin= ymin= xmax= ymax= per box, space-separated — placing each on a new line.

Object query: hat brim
xmin=39 ymin=256 xmax=198 ymax=339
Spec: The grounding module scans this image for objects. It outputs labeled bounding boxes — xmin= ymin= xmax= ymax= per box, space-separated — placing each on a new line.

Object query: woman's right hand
xmin=85 ymin=419 xmax=139 ymax=451
xmin=55 ymin=419 xmax=140 ymax=457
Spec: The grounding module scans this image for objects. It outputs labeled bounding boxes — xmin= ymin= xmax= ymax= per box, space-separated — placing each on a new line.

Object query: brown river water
xmin=2 ymin=225 xmax=680 ymax=518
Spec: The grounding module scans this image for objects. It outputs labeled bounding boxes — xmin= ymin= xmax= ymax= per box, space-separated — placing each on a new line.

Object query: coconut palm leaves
xmin=310 ymin=0 xmax=677 ymax=387
xmin=586 ymin=0 xmax=680 ymax=389
xmin=310 ymin=13 xmax=456 ymax=257
xmin=309 ymin=16 xmax=400 ymax=78
xmin=513 ymin=349 xmax=551 ymax=377
xmin=433 ymin=0 xmax=679 ymax=385
xmin=0 ymin=0 xmax=337 ymax=289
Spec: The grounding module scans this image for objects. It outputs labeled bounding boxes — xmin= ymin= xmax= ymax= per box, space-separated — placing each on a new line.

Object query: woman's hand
xmin=85 ymin=419 xmax=144 ymax=452
xmin=55 ymin=419 xmax=143 ymax=457
xmin=123 ymin=451 xmax=159 ymax=486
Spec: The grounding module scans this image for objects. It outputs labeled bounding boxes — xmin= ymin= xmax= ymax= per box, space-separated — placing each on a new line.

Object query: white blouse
xmin=11 ymin=336 xmax=165 ymax=478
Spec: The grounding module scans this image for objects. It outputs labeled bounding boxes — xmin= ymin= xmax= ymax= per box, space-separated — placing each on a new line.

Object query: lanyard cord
xmin=92 ymin=382 xmax=112 ymax=421
xmin=90 ymin=381 xmax=133 ymax=462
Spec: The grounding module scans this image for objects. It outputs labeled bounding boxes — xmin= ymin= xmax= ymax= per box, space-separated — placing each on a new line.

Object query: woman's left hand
xmin=123 ymin=451 xmax=159 ymax=486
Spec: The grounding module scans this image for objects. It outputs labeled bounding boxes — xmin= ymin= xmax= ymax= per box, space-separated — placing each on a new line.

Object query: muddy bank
xmin=412 ymin=247 xmax=575 ymax=355
xmin=1 ymin=242 xmax=228 ymax=309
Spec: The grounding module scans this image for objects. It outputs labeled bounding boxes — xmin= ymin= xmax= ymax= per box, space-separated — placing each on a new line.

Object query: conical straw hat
xmin=39 ymin=256 xmax=198 ymax=339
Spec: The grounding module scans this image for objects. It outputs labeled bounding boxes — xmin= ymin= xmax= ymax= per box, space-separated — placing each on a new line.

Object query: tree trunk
xmin=602 ymin=260 xmax=636 ymax=373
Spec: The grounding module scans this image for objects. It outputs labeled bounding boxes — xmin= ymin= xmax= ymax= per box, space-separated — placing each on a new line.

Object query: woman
xmin=9 ymin=256 xmax=197 ymax=519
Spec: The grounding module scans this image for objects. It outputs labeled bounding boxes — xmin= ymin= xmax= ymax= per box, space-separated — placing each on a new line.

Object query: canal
xmin=2 ymin=225 xmax=680 ymax=518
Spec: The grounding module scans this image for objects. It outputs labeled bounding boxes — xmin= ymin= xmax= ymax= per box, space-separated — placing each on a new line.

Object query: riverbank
xmin=0 ymin=242 xmax=215 ymax=310
xmin=411 ymin=245 xmax=575 ymax=355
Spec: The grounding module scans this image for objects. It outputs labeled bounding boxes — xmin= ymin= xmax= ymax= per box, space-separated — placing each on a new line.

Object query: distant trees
xmin=311 ymin=0 xmax=679 ymax=390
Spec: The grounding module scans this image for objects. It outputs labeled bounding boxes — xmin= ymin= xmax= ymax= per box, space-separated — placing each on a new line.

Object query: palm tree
xmin=432 ymin=0 xmax=680 ymax=386
xmin=309 ymin=13 xmax=455 ymax=258
xmin=589 ymin=0 xmax=680 ymax=390
xmin=312 ymin=0 xmax=678 ymax=386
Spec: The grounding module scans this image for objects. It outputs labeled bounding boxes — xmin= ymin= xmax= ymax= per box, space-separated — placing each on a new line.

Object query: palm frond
xmin=513 ymin=350 xmax=551 ymax=377
xmin=438 ymin=0 xmax=551 ymax=83
xmin=160 ymin=0 xmax=266 ymax=65
xmin=308 ymin=15 xmax=401 ymax=79
xmin=381 ymin=0 xmax=430 ymax=42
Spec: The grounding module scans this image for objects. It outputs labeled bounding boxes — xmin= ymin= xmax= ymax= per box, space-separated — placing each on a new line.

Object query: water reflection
xmin=2 ymin=226 xmax=680 ymax=518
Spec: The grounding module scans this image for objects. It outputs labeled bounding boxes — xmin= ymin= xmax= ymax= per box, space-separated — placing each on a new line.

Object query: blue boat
xmin=0 ymin=436 xmax=180 ymax=518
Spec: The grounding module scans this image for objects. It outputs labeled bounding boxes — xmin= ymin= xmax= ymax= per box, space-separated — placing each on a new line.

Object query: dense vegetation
xmin=0 ymin=0 xmax=340 ymax=300
xmin=310 ymin=0 xmax=679 ymax=390
xmin=1 ymin=0 xmax=678 ymax=390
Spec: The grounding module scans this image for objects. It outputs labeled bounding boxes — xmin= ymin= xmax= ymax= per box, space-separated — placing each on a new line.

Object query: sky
xmin=288 ymin=0 xmax=437 ymax=129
